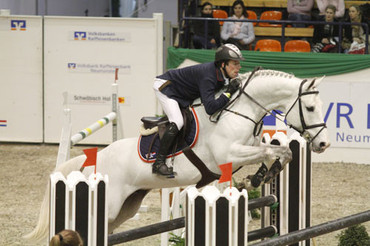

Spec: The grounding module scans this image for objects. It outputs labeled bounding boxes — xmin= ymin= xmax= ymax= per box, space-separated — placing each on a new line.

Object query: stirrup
xmin=152 ymin=163 xmax=175 ymax=178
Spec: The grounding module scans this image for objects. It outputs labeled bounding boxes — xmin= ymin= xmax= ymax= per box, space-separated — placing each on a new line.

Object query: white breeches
xmin=153 ymin=78 xmax=184 ymax=130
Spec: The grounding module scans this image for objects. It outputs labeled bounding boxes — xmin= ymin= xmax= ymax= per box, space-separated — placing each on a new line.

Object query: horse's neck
xmin=238 ymin=71 xmax=300 ymax=119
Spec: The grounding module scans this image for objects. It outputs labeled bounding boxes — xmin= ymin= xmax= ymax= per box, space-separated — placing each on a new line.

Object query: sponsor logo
xmin=74 ymin=31 xmax=87 ymax=40
xmin=68 ymin=63 xmax=76 ymax=69
xmin=324 ymin=102 xmax=370 ymax=145
xmin=67 ymin=63 xmax=131 ymax=74
xmin=71 ymin=31 xmax=130 ymax=42
xmin=11 ymin=20 xmax=26 ymax=31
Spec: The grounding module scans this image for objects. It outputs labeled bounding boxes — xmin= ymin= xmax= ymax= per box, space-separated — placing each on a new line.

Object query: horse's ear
xmin=311 ymin=76 xmax=325 ymax=89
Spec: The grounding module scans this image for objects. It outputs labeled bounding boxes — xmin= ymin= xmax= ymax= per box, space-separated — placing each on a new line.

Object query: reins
xmin=209 ymin=66 xmax=263 ymax=125
xmin=209 ymin=68 xmax=327 ymax=144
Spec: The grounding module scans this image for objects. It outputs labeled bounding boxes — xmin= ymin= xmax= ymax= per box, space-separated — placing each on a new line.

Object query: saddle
xmin=138 ymin=108 xmax=198 ymax=162
xmin=138 ymin=107 xmax=222 ymax=188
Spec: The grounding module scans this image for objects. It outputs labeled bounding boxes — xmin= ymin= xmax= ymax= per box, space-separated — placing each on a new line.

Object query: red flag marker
xmin=219 ymin=162 xmax=232 ymax=183
xmin=82 ymin=147 xmax=98 ymax=175
xmin=219 ymin=162 xmax=233 ymax=195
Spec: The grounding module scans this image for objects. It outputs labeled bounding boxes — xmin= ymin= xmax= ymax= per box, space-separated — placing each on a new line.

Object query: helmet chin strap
xmin=222 ymin=63 xmax=231 ymax=79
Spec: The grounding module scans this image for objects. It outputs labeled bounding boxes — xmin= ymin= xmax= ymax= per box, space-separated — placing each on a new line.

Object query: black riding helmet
xmin=215 ymin=44 xmax=245 ymax=62
xmin=215 ymin=44 xmax=244 ymax=78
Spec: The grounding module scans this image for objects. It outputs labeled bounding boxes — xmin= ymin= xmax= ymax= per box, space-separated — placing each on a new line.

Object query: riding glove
xmin=224 ymin=78 xmax=241 ymax=98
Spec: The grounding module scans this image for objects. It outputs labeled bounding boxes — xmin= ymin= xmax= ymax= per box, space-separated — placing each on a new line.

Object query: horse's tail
xmin=23 ymin=155 xmax=85 ymax=243
xmin=23 ymin=181 xmax=50 ymax=243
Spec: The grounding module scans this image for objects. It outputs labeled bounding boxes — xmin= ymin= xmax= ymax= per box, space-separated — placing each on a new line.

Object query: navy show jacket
xmin=157 ymin=62 xmax=229 ymax=115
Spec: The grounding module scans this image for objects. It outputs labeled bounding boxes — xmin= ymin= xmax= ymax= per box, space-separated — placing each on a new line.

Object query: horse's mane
xmin=240 ymin=69 xmax=295 ymax=81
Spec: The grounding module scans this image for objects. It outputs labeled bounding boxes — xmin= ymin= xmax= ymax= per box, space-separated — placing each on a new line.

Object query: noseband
xmin=210 ymin=68 xmax=326 ymax=144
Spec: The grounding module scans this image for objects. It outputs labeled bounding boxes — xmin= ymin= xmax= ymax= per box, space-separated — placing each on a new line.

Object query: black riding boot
xmin=152 ymin=122 xmax=179 ymax=177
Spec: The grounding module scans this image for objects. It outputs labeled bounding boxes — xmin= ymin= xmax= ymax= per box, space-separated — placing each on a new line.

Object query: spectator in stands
xmin=192 ymin=2 xmax=221 ymax=49
xmin=49 ymin=229 xmax=83 ymax=246
xmin=316 ymin=0 xmax=345 ymax=19
xmin=221 ymin=0 xmax=255 ymax=50
xmin=287 ymin=0 xmax=315 ymax=27
xmin=311 ymin=5 xmax=339 ymax=53
xmin=342 ymin=5 xmax=369 ymax=54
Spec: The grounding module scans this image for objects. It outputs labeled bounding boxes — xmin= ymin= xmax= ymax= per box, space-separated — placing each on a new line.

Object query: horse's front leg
xmin=227 ymin=143 xmax=292 ymax=189
xmin=261 ymin=141 xmax=293 ymax=185
xmin=227 ymin=143 xmax=292 ymax=169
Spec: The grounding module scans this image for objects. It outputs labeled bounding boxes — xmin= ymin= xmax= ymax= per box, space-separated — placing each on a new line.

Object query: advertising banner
xmin=43 ymin=15 xmax=163 ymax=144
xmin=0 ymin=16 xmax=43 ymax=142
xmin=311 ymin=69 xmax=370 ymax=163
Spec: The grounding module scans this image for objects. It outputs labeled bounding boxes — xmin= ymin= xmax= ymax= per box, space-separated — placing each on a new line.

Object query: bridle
xmin=210 ymin=68 xmax=327 ymax=144
xmin=284 ymin=79 xmax=327 ymax=144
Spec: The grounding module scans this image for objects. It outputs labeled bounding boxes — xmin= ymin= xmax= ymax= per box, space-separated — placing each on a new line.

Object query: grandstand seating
xmin=212 ymin=9 xmax=228 ymax=26
xmin=255 ymin=39 xmax=282 ymax=52
xmin=246 ymin=10 xmax=257 ymax=26
xmin=284 ymin=40 xmax=311 ymax=52
xmin=259 ymin=11 xmax=282 ymax=27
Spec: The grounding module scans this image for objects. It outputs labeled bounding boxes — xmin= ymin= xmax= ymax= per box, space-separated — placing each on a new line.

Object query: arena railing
xmin=179 ymin=16 xmax=369 ymax=54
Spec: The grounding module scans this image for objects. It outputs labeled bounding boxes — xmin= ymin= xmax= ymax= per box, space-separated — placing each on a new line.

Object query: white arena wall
xmin=0 ymin=15 xmax=369 ymax=164
xmin=0 ymin=14 xmax=163 ymax=144
xmin=311 ymin=68 xmax=370 ymax=164
xmin=0 ymin=16 xmax=43 ymax=142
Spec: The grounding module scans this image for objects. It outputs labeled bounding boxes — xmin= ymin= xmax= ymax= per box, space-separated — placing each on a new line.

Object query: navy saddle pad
xmin=138 ymin=109 xmax=199 ymax=163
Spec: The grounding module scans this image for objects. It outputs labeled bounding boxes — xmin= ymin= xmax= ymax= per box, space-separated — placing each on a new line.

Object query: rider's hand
xmin=225 ymin=78 xmax=241 ymax=95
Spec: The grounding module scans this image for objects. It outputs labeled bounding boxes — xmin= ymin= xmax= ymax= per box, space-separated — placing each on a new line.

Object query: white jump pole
xmin=56 ymin=70 xmax=123 ymax=166
xmin=70 ymin=112 xmax=117 ymax=146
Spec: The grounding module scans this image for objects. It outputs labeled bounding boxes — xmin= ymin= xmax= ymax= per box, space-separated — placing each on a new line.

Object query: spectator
xmin=287 ymin=0 xmax=315 ymax=27
xmin=316 ymin=0 xmax=345 ymax=19
xmin=49 ymin=229 xmax=83 ymax=246
xmin=312 ymin=5 xmax=339 ymax=53
xmin=192 ymin=2 xmax=221 ymax=49
xmin=342 ymin=5 xmax=369 ymax=54
xmin=221 ymin=0 xmax=255 ymax=50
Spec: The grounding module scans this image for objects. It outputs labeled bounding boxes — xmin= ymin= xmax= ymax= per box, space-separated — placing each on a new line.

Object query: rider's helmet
xmin=215 ymin=44 xmax=245 ymax=63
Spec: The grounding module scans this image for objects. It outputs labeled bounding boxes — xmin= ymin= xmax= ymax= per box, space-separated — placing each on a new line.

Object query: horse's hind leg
xmin=108 ymin=189 xmax=150 ymax=233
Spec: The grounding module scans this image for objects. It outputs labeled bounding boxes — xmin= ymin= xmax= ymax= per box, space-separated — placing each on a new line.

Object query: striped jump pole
xmin=50 ymin=171 xmax=109 ymax=246
xmin=56 ymin=70 xmax=123 ymax=167
xmin=70 ymin=112 xmax=117 ymax=145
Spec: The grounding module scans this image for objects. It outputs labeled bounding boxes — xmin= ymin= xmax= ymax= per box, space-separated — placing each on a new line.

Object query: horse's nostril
xmin=320 ymin=142 xmax=326 ymax=148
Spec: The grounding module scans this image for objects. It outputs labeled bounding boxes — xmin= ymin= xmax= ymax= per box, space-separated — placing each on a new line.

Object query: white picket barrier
xmin=186 ymin=186 xmax=248 ymax=246
xmin=49 ymin=171 xmax=109 ymax=246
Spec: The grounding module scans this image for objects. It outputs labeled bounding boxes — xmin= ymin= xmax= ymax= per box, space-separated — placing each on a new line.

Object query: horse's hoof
xmin=235 ymin=182 xmax=246 ymax=191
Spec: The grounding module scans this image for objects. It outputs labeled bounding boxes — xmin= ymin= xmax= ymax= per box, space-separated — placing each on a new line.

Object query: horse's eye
xmin=306 ymin=106 xmax=314 ymax=112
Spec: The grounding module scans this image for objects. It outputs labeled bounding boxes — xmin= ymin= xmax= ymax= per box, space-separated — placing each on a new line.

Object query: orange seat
xmin=213 ymin=9 xmax=228 ymax=26
xmin=284 ymin=40 xmax=311 ymax=52
xmin=259 ymin=11 xmax=282 ymax=27
xmin=254 ymin=39 xmax=282 ymax=52
xmin=247 ymin=10 xmax=257 ymax=26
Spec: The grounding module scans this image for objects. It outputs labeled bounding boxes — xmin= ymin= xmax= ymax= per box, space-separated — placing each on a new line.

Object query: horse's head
xmin=285 ymin=77 xmax=330 ymax=153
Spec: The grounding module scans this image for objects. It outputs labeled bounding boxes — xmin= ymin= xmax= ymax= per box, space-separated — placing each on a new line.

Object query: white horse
xmin=25 ymin=69 xmax=330 ymax=243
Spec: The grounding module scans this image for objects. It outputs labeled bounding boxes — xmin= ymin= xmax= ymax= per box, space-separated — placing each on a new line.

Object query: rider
xmin=152 ymin=44 xmax=244 ymax=177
